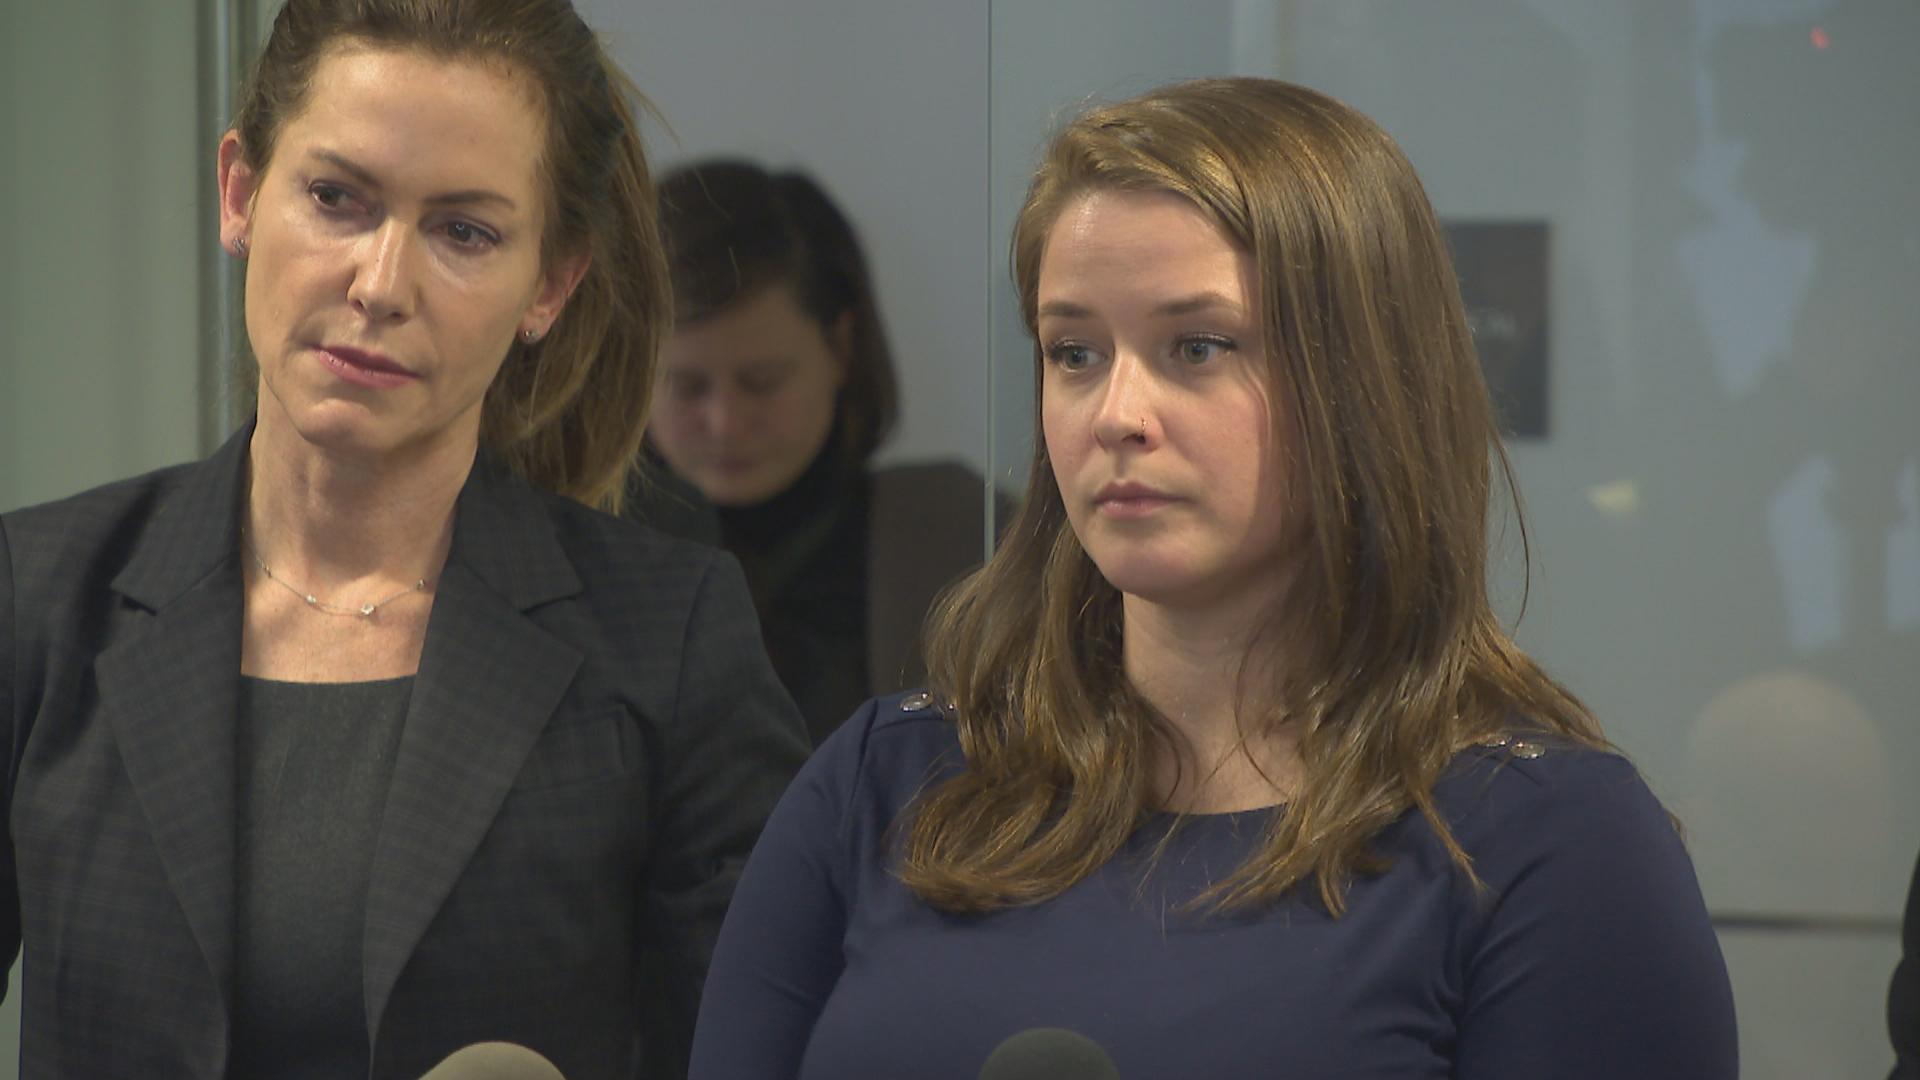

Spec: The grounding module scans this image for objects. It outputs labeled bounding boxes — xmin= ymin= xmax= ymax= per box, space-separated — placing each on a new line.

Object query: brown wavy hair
xmin=232 ymin=0 xmax=670 ymax=511
xmin=901 ymin=78 xmax=1606 ymax=916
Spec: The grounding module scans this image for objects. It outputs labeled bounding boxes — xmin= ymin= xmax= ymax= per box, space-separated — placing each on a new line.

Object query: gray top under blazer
xmin=0 ymin=426 xmax=810 ymax=1079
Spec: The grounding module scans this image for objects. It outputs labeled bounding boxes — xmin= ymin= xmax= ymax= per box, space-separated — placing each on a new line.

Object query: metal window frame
xmin=197 ymin=0 xmax=261 ymax=452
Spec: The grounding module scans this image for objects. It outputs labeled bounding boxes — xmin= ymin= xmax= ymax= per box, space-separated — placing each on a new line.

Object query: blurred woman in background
xmin=636 ymin=161 xmax=996 ymax=743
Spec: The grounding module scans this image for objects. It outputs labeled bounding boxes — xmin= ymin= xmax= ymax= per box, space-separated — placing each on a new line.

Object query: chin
xmin=284 ymin=400 xmax=481 ymax=470
xmin=1089 ymin=546 xmax=1280 ymax=615
xmin=288 ymin=393 xmax=411 ymax=444
xmin=699 ymin=477 xmax=777 ymax=508
xmin=1089 ymin=554 xmax=1203 ymax=602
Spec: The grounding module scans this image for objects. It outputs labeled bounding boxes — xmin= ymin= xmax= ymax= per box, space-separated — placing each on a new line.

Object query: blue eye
xmin=443 ymin=220 xmax=499 ymax=250
xmin=1176 ymin=335 xmax=1234 ymax=365
xmin=1046 ymin=342 xmax=1099 ymax=371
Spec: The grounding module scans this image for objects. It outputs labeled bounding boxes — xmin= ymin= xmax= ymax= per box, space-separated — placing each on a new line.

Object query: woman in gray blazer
xmin=0 ymin=2 xmax=807 ymax=1077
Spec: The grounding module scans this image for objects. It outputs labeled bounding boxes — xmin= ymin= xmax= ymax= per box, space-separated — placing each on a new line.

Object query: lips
xmin=1093 ymin=481 xmax=1177 ymax=518
xmin=1095 ymin=480 xmax=1170 ymax=502
xmin=324 ymin=345 xmax=410 ymax=375
xmin=315 ymin=344 xmax=417 ymax=390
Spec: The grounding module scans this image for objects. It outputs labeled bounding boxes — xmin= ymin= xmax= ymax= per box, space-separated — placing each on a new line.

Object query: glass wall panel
xmin=0 ymin=2 xmax=219 ymax=513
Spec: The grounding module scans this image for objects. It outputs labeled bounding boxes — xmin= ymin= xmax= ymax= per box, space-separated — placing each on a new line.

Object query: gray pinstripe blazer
xmin=0 ymin=429 xmax=809 ymax=1079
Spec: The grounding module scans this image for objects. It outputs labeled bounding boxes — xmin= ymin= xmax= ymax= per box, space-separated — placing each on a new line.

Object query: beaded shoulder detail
xmin=1476 ymin=731 xmax=1548 ymax=759
xmin=896 ymin=691 xmax=956 ymax=716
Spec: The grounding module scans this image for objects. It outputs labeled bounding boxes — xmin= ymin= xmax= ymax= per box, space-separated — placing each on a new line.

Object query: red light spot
xmin=1811 ymin=26 xmax=1830 ymax=49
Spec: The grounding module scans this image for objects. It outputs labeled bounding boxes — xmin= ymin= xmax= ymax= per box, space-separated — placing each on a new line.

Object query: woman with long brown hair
xmin=0 ymin=1 xmax=806 ymax=1076
xmin=690 ymin=78 xmax=1735 ymax=1078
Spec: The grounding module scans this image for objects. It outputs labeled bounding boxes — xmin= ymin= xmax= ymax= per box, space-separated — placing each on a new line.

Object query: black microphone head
xmin=978 ymin=1027 xmax=1121 ymax=1080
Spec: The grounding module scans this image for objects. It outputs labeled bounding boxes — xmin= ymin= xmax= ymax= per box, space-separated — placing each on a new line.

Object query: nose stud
xmin=1137 ymin=416 xmax=1147 ymax=440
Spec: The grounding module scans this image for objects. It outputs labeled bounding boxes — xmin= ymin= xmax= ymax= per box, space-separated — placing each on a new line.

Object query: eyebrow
xmin=663 ymin=356 xmax=793 ymax=378
xmin=309 ymin=149 xmax=519 ymax=211
xmin=1037 ymin=291 xmax=1245 ymax=319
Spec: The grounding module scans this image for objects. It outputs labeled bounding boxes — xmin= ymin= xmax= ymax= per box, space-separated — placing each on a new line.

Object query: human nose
xmin=1092 ymin=351 xmax=1156 ymax=448
xmin=701 ymin=386 xmax=750 ymax=441
xmin=347 ymin=220 xmax=417 ymax=323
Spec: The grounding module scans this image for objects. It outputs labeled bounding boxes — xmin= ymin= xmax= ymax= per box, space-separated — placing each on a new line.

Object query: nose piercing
xmin=1137 ymin=416 xmax=1147 ymax=439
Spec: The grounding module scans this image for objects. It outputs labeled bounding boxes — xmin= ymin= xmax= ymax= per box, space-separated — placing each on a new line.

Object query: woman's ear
xmin=217 ymin=130 xmax=257 ymax=255
xmin=527 ymin=250 xmax=593 ymax=330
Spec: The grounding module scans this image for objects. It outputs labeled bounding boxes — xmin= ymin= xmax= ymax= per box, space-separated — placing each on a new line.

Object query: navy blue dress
xmin=691 ymin=693 xmax=1738 ymax=1078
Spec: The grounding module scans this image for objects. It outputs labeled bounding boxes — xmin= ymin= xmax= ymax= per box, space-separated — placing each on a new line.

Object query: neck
xmin=1123 ymin=587 xmax=1301 ymax=813
xmin=245 ymin=409 xmax=471 ymax=595
xmin=716 ymin=428 xmax=855 ymax=545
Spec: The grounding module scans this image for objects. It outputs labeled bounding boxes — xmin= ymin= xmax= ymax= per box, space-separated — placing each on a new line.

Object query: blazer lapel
xmin=361 ymin=457 xmax=584 ymax=1033
xmin=96 ymin=429 xmax=252 ymax=1007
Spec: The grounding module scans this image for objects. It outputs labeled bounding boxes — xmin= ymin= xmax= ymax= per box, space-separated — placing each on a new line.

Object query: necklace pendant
xmin=304 ymin=594 xmax=319 ymax=606
xmin=359 ymin=602 xmax=377 ymax=616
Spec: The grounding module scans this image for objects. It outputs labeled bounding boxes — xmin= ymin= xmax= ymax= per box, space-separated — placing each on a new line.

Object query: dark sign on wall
xmin=1444 ymin=221 xmax=1550 ymax=439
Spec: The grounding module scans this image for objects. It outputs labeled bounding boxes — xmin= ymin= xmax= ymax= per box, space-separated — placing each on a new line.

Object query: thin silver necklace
xmin=243 ymin=536 xmax=428 ymax=618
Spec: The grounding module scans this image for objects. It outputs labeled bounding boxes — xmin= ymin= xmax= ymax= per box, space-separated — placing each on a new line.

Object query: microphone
xmin=417 ymin=1042 xmax=567 ymax=1080
xmin=978 ymin=1027 xmax=1121 ymax=1080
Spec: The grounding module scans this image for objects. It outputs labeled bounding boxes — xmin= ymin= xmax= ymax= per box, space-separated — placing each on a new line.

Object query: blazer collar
xmin=442 ymin=450 xmax=584 ymax=611
xmin=96 ymin=426 xmax=252 ymax=1012
xmin=360 ymin=449 xmax=587 ymax=1038
xmin=108 ymin=424 xmax=585 ymax=614
xmin=111 ymin=423 xmax=251 ymax=611
xmin=101 ymin=424 xmax=591 ymax=1037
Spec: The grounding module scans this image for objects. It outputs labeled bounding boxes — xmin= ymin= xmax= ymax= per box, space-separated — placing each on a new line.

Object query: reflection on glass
xmin=632 ymin=161 xmax=995 ymax=742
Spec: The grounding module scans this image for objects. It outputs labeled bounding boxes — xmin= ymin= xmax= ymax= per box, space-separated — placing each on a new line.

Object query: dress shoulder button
xmin=900 ymin=691 xmax=935 ymax=711
xmin=1475 ymin=732 xmax=1546 ymax=758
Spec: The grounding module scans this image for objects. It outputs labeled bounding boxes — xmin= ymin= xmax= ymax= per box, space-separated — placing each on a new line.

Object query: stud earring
xmin=522 ymin=328 xmax=540 ymax=343
xmin=233 ymin=237 xmax=248 ymax=257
